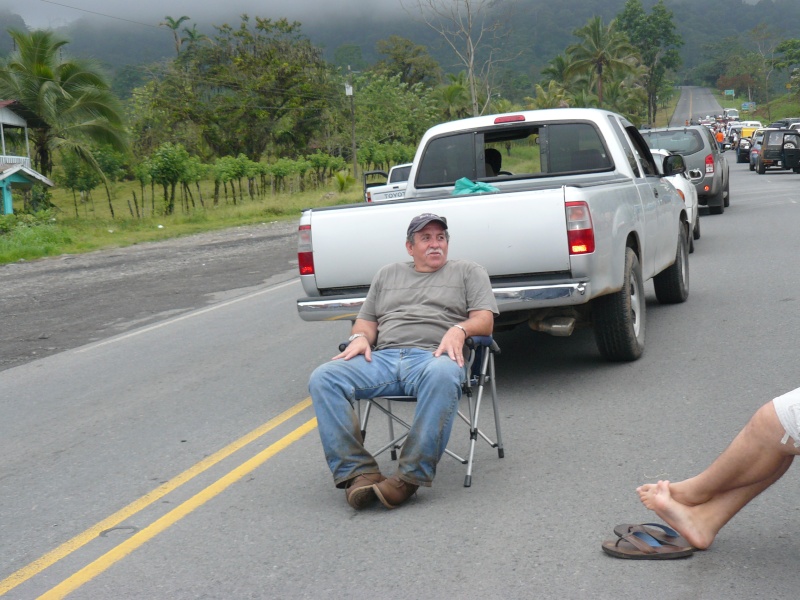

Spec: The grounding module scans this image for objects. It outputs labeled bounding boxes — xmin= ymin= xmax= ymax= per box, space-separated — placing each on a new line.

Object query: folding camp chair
xmin=345 ymin=336 xmax=504 ymax=487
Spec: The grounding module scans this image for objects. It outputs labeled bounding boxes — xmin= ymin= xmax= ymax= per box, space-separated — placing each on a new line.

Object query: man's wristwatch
xmin=348 ymin=333 xmax=367 ymax=342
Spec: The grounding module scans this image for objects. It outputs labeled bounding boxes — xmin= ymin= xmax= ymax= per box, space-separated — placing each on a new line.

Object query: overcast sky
xmin=2 ymin=0 xmax=405 ymax=29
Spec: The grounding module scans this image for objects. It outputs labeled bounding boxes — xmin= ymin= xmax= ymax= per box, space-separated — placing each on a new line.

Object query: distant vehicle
xmin=640 ymin=125 xmax=731 ymax=215
xmin=755 ymin=129 xmax=800 ymax=174
xmin=724 ymin=108 xmax=740 ymax=120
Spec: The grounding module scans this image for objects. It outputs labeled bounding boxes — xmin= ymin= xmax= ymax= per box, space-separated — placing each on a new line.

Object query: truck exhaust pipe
xmin=529 ymin=316 xmax=576 ymax=337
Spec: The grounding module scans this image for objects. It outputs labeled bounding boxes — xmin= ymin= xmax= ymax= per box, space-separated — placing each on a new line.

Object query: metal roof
xmin=0 ymin=163 xmax=54 ymax=187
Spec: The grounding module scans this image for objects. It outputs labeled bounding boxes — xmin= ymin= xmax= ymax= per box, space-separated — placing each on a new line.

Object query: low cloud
xmin=2 ymin=0 xmax=409 ymax=29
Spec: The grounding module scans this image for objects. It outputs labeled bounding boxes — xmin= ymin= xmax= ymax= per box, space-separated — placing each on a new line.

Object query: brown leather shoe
xmin=345 ymin=473 xmax=385 ymax=510
xmin=373 ymin=474 xmax=419 ymax=509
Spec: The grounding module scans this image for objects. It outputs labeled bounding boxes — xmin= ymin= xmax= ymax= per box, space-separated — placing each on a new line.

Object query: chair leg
xmin=487 ymin=354 xmax=504 ymax=458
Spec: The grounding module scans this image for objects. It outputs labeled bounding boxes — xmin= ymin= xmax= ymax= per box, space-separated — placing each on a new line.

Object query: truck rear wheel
xmin=653 ymin=224 xmax=690 ymax=304
xmin=593 ymin=248 xmax=645 ymax=362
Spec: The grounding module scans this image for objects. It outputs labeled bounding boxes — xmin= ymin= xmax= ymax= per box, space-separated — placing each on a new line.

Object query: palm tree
xmin=565 ymin=17 xmax=638 ymax=107
xmin=438 ymin=73 xmax=471 ymax=120
xmin=161 ymin=15 xmax=191 ymax=56
xmin=524 ymin=81 xmax=569 ymax=109
xmin=0 ymin=29 xmax=127 ymax=179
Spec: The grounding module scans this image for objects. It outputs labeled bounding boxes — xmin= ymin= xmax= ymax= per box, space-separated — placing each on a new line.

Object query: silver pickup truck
xmin=297 ymin=108 xmax=690 ymax=361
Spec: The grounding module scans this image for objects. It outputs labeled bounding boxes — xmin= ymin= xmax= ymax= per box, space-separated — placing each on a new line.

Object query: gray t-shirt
xmin=357 ymin=259 xmax=499 ymax=351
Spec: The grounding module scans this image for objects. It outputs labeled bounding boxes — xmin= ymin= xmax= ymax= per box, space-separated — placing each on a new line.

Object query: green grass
xmin=1 ymin=177 xmax=362 ymax=264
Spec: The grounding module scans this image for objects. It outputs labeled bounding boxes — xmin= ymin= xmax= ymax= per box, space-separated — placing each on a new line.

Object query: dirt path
xmin=0 ymin=221 xmax=298 ymax=372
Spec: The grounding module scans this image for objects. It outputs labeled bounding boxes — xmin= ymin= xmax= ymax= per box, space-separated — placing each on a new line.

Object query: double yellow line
xmin=1 ymin=398 xmax=316 ymax=599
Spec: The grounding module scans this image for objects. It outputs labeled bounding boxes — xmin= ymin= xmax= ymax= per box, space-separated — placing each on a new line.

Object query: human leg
xmin=638 ymin=398 xmax=800 ymax=548
xmin=394 ymin=349 xmax=464 ymax=486
xmin=309 ymin=350 xmax=406 ymax=489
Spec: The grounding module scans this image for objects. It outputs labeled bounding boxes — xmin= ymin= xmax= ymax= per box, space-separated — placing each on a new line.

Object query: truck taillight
xmin=705 ymin=154 xmax=714 ymax=173
xmin=366 ymin=191 xmax=372 ymax=202
xmin=298 ymin=224 xmax=314 ymax=275
xmin=566 ymin=201 xmax=595 ymax=255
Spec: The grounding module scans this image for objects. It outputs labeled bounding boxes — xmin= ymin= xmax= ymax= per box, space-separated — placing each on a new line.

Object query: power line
xmin=36 ymin=0 xmax=163 ymax=29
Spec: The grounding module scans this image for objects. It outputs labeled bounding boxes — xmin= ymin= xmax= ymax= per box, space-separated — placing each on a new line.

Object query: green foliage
xmin=0 ymin=218 xmax=72 ymax=262
xmin=355 ymin=72 xmax=439 ymax=146
xmin=373 ymin=35 xmax=441 ymax=86
xmin=180 ymin=16 xmax=331 ymax=162
xmin=0 ymin=29 xmax=128 ymax=177
xmin=565 ymin=16 xmax=639 ymax=109
xmin=616 ymin=0 xmax=682 ymax=124
xmin=334 ymin=171 xmax=354 ymax=193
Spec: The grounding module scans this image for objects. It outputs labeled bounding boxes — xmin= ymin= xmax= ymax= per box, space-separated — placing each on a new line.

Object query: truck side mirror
xmin=662 ymin=154 xmax=686 ymax=176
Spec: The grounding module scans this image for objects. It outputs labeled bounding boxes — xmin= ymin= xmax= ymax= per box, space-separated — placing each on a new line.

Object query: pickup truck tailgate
xmin=309 ymin=188 xmax=570 ymax=291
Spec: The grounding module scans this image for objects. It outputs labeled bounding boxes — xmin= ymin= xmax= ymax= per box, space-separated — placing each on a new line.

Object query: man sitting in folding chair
xmin=309 ymin=213 xmax=498 ymax=510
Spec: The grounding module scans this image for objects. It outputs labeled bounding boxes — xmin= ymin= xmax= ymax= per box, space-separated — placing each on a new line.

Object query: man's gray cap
xmin=407 ymin=213 xmax=448 ymax=237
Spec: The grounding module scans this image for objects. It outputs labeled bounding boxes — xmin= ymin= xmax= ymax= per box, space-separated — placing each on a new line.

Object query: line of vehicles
xmin=731 ymin=118 xmax=800 ymax=175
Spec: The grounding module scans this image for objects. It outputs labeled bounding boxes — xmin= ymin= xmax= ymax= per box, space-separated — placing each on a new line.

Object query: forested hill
xmin=1 ymin=0 xmax=799 ymax=97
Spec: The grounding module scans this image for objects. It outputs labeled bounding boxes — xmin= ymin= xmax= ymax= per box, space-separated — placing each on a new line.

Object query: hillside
xmin=1 ymin=0 xmax=799 ymax=99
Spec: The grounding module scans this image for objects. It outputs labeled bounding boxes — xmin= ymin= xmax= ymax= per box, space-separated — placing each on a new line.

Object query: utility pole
xmin=345 ymin=66 xmax=357 ymax=180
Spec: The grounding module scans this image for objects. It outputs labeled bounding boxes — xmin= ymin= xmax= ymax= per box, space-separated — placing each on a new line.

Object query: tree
xmin=776 ymin=38 xmax=800 ymax=96
xmin=402 ymin=0 xmax=506 ymax=117
xmin=0 ymin=29 xmax=127 ymax=178
xmin=617 ymin=0 xmax=682 ymax=124
xmin=565 ymin=16 xmax=638 ymax=108
xmin=373 ymin=35 xmax=441 ymax=87
xmin=525 ymin=81 xmax=569 ymax=109
xmin=160 ymin=15 xmax=190 ymax=56
xmin=149 ymin=142 xmax=190 ymax=214
xmin=180 ymin=15 xmax=331 ymax=161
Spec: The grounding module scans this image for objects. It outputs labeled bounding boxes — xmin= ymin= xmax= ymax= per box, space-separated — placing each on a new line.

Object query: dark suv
xmin=640 ymin=125 xmax=730 ymax=214
xmin=756 ymin=129 xmax=800 ymax=174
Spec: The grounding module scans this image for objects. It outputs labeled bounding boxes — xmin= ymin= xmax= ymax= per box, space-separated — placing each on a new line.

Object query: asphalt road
xmin=4 ymin=98 xmax=800 ymax=598
xmin=0 ymin=221 xmax=298 ymax=372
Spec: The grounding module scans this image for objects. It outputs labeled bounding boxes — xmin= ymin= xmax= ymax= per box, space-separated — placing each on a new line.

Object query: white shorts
xmin=773 ymin=387 xmax=800 ymax=447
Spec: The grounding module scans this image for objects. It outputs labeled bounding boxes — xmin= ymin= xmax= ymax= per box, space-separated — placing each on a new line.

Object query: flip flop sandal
xmin=602 ymin=530 xmax=694 ymax=560
xmin=613 ymin=523 xmax=692 ymax=549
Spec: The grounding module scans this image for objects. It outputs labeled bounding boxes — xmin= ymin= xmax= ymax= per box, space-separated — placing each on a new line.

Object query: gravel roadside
xmin=0 ymin=220 xmax=299 ymax=372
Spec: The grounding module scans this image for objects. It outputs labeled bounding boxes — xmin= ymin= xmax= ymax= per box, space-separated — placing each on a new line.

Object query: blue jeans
xmin=309 ymin=348 xmax=465 ymax=488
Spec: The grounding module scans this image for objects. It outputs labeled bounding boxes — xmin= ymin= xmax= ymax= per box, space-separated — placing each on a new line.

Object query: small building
xmin=0 ymin=100 xmax=53 ymax=215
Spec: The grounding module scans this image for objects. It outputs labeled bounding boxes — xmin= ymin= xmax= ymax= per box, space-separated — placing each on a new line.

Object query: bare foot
xmin=636 ymin=480 xmax=715 ymax=550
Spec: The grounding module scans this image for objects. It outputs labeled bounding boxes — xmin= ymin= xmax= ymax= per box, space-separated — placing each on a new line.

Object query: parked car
xmin=640 ymin=125 xmax=730 ymax=215
xmin=755 ymin=129 xmax=800 ymax=174
xmin=652 ymin=148 xmax=703 ymax=252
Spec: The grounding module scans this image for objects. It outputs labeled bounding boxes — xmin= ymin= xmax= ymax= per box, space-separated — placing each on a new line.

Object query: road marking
xmin=77 ymin=277 xmax=299 ymax=352
xmin=0 ymin=398 xmax=312 ymax=597
xmin=38 ymin=417 xmax=318 ymax=600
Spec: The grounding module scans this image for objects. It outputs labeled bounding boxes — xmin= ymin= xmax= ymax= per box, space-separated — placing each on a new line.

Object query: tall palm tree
xmin=0 ymin=29 xmax=127 ymax=178
xmin=565 ymin=17 xmax=638 ymax=107
xmin=161 ymin=15 xmax=191 ymax=56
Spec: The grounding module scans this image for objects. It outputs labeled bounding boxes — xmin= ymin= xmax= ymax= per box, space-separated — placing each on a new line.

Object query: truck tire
xmin=708 ymin=188 xmax=724 ymax=215
xmin=693 ymin=215 xmax=701 ymax=240
xmin=653 ymin=224 xmax=690 ymax=304
xmin=757 ymin=159 xmax=766 ymax=174
xmin=593 ymin=247 xmax=645 ymax=362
